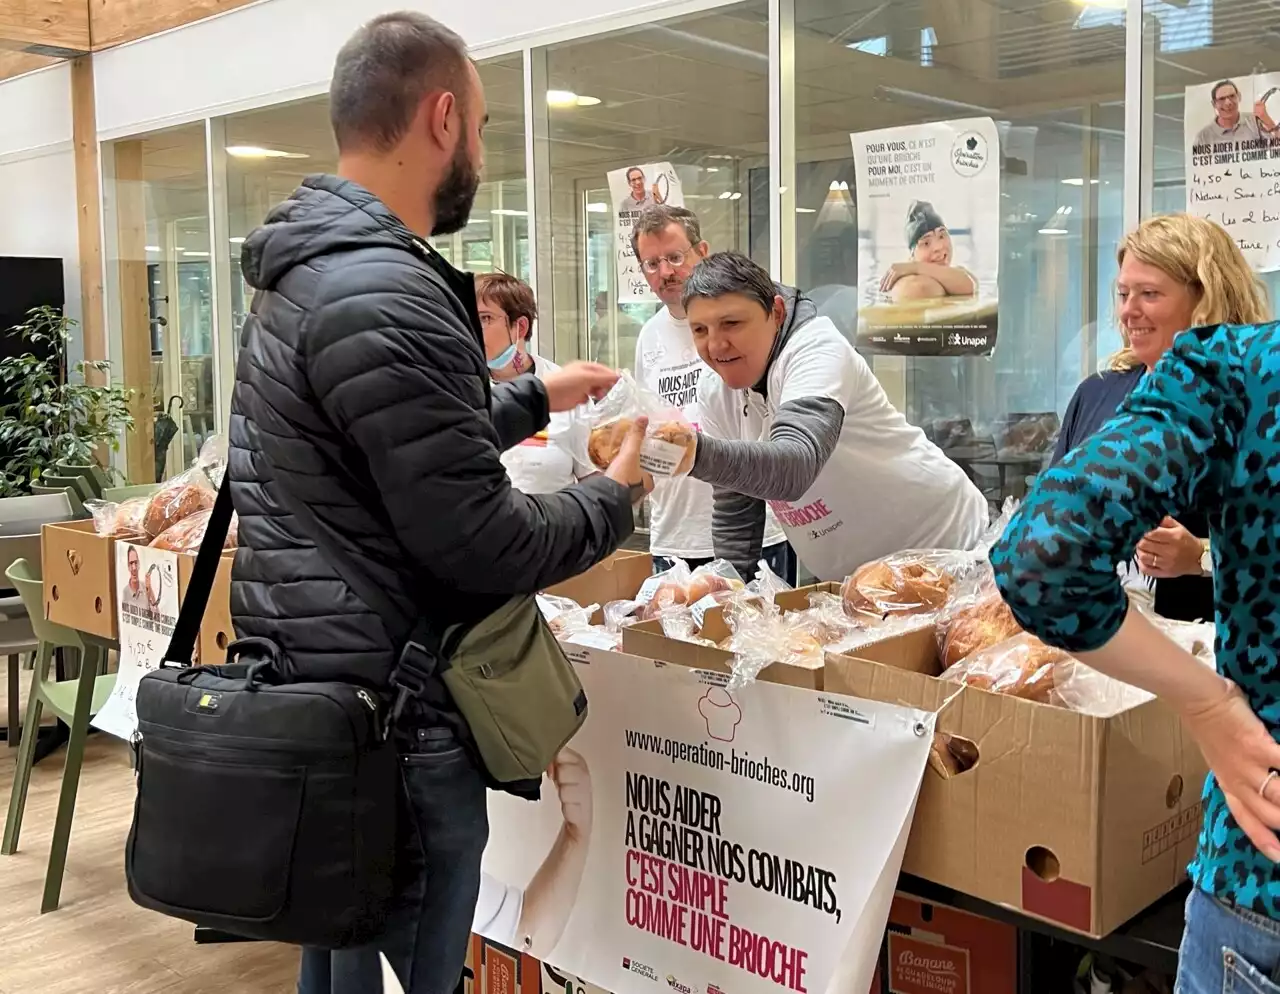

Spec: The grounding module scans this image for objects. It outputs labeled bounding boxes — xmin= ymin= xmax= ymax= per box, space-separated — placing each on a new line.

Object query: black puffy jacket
xmin=228 ymin=175 xmax=634 ymax=689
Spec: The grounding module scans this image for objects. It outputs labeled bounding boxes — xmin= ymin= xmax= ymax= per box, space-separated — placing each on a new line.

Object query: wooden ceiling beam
xmin=88 ymin=0 xmax=260 ymax=51
xmin=0 ymin=0 xmax=90 ymax=57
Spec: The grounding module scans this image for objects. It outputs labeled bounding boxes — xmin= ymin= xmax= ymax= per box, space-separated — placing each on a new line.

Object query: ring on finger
xmin=1260 ymin=769 xmax=1278 ymax=799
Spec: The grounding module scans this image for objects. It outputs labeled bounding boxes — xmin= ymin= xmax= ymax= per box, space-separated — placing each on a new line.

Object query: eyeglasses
xmin=478 ymin=312 xmax=508 ymax=328
xmin=639 ymin=249 xmax=695 ymax=274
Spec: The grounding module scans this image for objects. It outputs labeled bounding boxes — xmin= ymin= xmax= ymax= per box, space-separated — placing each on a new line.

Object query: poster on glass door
xmin=1185 ymin=74 xmax=1280 ymax=273
xmin=851 ymin=117 xmax=1001 ymax=356
xmin=608 ymin=162 xmax=685 ymax=301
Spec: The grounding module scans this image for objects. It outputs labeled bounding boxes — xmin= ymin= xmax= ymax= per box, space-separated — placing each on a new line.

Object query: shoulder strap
xmin=164 ymin=477 xmax=234 ymax=666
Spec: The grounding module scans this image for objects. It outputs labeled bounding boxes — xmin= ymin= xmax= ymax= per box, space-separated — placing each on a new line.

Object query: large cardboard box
xmin=620 ymin=582 xmax=846 ymax=690
xmin=42 ymin=520 xmax=119 ymax=639
xmin=826 ymin=628 xmax=1207 ymax=937
xmin=545 ymin=550 xmax=653 ymax=621
xmin=870 ymin=893 xmax=1017 ymax=994
xmin=175 ymin=550 xmax=236 ymax=666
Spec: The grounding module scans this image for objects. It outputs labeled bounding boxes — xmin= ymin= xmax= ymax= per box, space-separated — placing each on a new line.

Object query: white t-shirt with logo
xmin=697 ymin=316 xmax=989 ymax=582
xmin=635 ymin=308 xmax=785 ymax=559
xmin=500 ymin=356 xmax=595 ymax=495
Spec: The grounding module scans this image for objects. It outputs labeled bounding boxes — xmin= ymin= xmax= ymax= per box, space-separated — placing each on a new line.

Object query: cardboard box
xmin=870 ymin=893 xmax=1017 ymax=994
xmin=175 ymin=550 xmax=236 ymax=666
xmin=620 ymin=582 xmax=843 ymax=690
xmin=545 ymin=550 xmax=653 ymax=621
xmin=43 ymin=520 xmax=119 ymax=639
xmin=826 ymin=629 xmax=1207 ymax=937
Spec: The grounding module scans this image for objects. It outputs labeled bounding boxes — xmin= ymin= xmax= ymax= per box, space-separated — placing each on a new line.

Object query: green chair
xmin=1 ymin=557 xmax=114 ymax=913
xmin=38 ymin=475 xmax=95 ymax=504
xmin=53 ymin=463 xmax=110 ymax=497
xmin=101 ymin=483 xmax=160 ymax=502
xmin=29 ymin=485 xmax=86 ymax=518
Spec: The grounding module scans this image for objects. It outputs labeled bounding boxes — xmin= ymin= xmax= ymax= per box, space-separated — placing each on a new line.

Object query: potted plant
xmin=0 ymin=305 xmax=135 ymax=497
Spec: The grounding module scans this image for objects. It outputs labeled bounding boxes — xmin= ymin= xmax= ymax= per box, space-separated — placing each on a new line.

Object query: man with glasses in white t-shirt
xmin=631 ymin=205 xmax=794 ymax=582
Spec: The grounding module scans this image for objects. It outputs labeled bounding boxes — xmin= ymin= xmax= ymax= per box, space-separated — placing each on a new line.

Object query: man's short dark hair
xmin=631 ymin=205 xmax=703 ymax=261
xmin=626 ymin=167 xmax=644 ymax=182
xmin=330 ymin=11 xmax=471 ymax=153
xmin=1211 ymin=80 xmax=1239 ymax=103
xmin=681 ymin=252 xmax=776 ymax=314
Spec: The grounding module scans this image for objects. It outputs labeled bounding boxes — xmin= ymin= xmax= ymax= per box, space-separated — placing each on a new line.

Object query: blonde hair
xmin=1108 ymin=213 xmax=1271 ymax=371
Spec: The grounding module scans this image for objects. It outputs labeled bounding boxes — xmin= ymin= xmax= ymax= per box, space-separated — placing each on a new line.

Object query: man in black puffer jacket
xmin=228 ymin=12 xmax=649 ymax=994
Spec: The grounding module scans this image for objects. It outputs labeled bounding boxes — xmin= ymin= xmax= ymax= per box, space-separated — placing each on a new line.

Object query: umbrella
xmin=154 ymin=395 xmax=183 ymax=481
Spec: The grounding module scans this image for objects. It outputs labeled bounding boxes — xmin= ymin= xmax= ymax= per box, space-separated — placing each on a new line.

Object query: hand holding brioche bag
xmin=584 ymin=371 xmax=697 ymax=478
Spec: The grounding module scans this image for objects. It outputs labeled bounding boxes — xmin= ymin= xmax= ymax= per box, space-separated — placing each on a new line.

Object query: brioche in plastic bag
xmin=584 ymin=371 xmax=697 ymax=477
xmin=142 ymin=468 xmax=216 ymax=539
xmin=85 ymin=496 xmax=149 ymax=540
xmin=149 ymin=509 xmax=239 ymax=552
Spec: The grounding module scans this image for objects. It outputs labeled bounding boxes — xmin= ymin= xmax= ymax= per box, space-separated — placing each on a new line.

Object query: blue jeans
xmin=1178 ymin=887 xmax=1280 ymax=993
xmin=653 ymin=541 xmax=798 ymax=587
xmin=298 ymin=727 xmax=488 ymax=994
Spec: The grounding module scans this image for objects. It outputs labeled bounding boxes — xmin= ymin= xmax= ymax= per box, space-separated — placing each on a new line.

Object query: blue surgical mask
xmin=487 ymin=343 xmax=518 ymax=371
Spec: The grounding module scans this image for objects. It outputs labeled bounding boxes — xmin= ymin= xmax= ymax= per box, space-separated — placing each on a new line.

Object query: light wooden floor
xmin=0 ymin=657 xmax=301 ymax=994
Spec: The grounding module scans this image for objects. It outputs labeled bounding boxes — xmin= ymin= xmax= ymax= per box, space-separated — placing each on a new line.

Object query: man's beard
xmin=432 ymin=140 xmax=481 ymax=237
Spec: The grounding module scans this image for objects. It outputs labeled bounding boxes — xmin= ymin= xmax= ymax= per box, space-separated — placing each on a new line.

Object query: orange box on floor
xmin=826 ymin=627 xmax=1207 ymax=938
xmin=870 ymin=892 xmax=1017 ymax=994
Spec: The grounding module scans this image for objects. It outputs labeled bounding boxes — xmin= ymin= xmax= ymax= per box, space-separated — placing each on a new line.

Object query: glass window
xmin=793 ymin=0 xmax=1127 ymax=506
xmin=212 ymin=54 xmax=527 ymax=404
xmin=102 ymin=123 xmax=214 ymax=483
xmin=536 ymin=2 xmax=771 ymax=371
xmin=1148 ymin=0 xmax=1280 ymax=302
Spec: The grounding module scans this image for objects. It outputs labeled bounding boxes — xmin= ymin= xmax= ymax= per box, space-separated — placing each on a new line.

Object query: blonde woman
xmin=1049 ymin=214 xmax=1270 ymax=622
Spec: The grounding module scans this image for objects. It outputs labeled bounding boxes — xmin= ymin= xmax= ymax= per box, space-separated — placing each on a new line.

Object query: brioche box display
xmin=543 ymin=550 xmax=653 ymax=623
xmin=826 ymin=626 xmax=1208 ymax=938
xmin=622 ymin=582 xmax=840 ymax=690
xmin=43 ymin=519 xmax=120 ymax=639
xmin=175 ymin=550 xmax=236 ymax=666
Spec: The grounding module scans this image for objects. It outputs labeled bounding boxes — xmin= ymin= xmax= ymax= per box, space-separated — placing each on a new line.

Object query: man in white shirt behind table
xmin=631 ymin=205 xmax=795 ymax=582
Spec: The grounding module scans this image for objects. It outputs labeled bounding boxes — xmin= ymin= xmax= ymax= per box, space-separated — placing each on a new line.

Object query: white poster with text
xmin=851 ymin=117 xmax=1000 ymax=357
xmin=1185 ymin=75 xmax=1280 ymax=272
xmin=93 ymin=543 xmax=179 ymax=740
xmin=474 ymin=651 xmax=934 ymax=994
xmin=608 ymin=162 xmax=685 ymax=301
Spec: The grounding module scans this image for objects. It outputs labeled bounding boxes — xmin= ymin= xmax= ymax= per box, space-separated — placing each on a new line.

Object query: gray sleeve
xmin=691 ymin=396 xmax=843 ymax=502
xmin=711 ymin=489 xmax=767 ymax=580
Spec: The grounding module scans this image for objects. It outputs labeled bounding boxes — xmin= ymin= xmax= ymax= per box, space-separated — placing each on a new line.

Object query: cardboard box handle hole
xmin=1166 ymin=774 xmax=1184 ymax=809
xmin=216 ymin=632 xmax=228 ymax=650
xmin=51 ymin=584 xmax=59 ymax=602
xmin=94 ymin=596 xmax=102 ymax=614
xmin=1025 ymin=846 xmax=1060 ymax=883
xmin=928 ymin=732 xmax=979 ymax=778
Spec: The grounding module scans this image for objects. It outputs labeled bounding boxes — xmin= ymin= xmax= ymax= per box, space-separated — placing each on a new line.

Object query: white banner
xmin=608 ymin=162 xmax=685 ymax=301
xmin=1185 ymin=75 xmax=1280 ymax=272
xmin=473 ymin=651 xmax=934 ymax=994
xmin=850 ymin=117 xmax=1000 ymax=357
xmin=93 ymin=543 xmax=179 ymax=740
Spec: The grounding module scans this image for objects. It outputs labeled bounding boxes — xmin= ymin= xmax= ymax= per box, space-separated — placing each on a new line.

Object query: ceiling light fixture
xmin=1061 ymin=177 xmax=1101 ymax=186
xmin=729 ymin=192 xmax=742 ymax=200
xmin=183 ymin=250 xmax=211 ymax=257
xmin=1038 ymin=227 xmax=1069 ymax=235
xmin=718 ymin=191 xmax=732 ymax=200
xmin=230 ymin=236 xmax=246 ymax=244
xmin=145 ymin=245 xmax=161 ymax=252
xmin=586 ymin=203 xmax=607 ymax=213
xmin=545 ymin=90 xmax=600 ymax=108
xmin=491 ymin=209 xmax=528 ymax=217
xmin=225 ymin=145 xmax=309 ymax=159
xmin=796 ymin=207 xmax=816 ymax=214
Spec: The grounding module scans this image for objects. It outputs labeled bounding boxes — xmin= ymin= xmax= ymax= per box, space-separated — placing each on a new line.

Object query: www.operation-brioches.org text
xmin=623 ymin=730 xmax=816 ymax=803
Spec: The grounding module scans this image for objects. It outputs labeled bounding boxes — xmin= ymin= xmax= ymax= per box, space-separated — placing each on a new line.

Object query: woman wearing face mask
xmin=477 ymin=273 xmax=597 ymax=494
xmin=1050 ymin=214 xmax=1270 ymax=623
xmin=878 ymin=200 xmax=978 ymax=303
